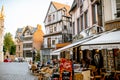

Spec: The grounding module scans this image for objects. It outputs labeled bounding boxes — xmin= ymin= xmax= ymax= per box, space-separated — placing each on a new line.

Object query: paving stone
xmin=0 ymin=62 xmax=38 ymax=80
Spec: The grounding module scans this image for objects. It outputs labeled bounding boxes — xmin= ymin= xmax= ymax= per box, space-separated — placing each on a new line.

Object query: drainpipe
xmin=101 ymin=0 xmax=105 ymax=32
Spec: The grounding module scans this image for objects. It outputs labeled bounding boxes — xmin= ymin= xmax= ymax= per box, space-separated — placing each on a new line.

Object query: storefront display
xmin=113 ymin=49 xmax=120 ymax=70
xmin=107 ymin=50 xmax=115 ymax=71
xmin=102 ymin=49 xmax=120 ymax=71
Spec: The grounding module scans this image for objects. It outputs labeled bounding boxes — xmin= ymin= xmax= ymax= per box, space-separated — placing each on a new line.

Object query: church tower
xmin=0 ymin=6 xmax=4 ymax=62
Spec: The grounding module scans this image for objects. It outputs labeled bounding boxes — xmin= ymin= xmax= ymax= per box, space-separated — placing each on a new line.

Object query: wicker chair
xmin=89 ymin=65 xmax=102 ymax=80
xmin=74 ymin=73 xmax=83 ymax=80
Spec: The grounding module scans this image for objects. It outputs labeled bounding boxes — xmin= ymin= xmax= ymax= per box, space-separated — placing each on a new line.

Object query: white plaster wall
xmin=56 ymin=22 xmax=62 ymax=32
xmin=45 ymin=4 xmax=56 ymax=25
xmin=55 ymin=35 xmax=62 ymax=44
xmin=48 ymin=4 xmax=56 ymax=14
xmin=57 ymin=10 xmax=62 ymax=21
xmin=83 ymin=0 xmax=89 ymax=11
xmin=44 ymin=34 xmax=62 ymax=48
xmin=71 ymin=8 xmax=79 ymax=36
xmin=44 ymin=38 xmax=48 ymax=48
xmin=45 ymin=4 xmax=64 ymax=25
xmin=71 ymin=0 xmax=93 ymax=36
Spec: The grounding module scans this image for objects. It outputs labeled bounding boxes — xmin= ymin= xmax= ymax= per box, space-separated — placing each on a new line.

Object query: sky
xmin=0 ymin=0 xmax=73 ymax=37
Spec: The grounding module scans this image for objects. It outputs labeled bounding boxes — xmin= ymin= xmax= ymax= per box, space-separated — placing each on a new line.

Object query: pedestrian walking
xmin=32 ymin=47 xmax=37 ymax=62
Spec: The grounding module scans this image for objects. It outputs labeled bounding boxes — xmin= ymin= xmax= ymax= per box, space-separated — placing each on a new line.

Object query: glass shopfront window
xmin=102 ymin=49 xmax=120 ymax=71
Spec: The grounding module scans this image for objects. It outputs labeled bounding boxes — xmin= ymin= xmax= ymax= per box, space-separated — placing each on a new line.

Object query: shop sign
xmin=81 ymin=44 xmax=120 ymax=50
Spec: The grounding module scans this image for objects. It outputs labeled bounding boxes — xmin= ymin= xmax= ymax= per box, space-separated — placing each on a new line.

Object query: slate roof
xmin=44 ymin=1 xmax=70 ymax=22
xmin=15 ymin=26 xmax=37 ymax=41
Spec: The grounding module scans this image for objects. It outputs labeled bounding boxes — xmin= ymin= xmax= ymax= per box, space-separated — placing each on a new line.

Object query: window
xmin=50 ymin=26 xmax=53 ymax=33
xmin=72 ymin=22 xmax=75 ymax=35
xmin=80 ymin=5 xmax=83 ymax=13
xmin=84 ymin=10 xmax=88 ymax=29
xmin=80 ymin=15 xmax=84 ymax=31
xmin=116 ymin=0 xmax=120 ymax=17
xmin=53 ymin=14 xmax=55 ymax=20
xmin=70 ymin=22 xmax=72 ymax=27
xmin=64 ymin=25 xmax=67 ymax=30
xmin=54 ymin=26 xmax=56 ymax=31
xmin=92 ymin=4 xmax=97 ymax=24
xmin=25 ymin=30 xmax=30 ymax=36
xmin=47 ymin=38 xmax=51 ymax=48
xmin=48 ymin=15 xmax=51 ymax=22
xmin=77 ymin=18 xmax=80 ymax=34
xmin=23 ymin=43 xmax=32 ymax=48
xmin=52 ymin=40 xmax=55 ymax=45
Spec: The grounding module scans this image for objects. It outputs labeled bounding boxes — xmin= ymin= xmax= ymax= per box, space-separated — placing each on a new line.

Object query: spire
xmin=1 ymin=5 xmax=4 ymax=14
xmin=37 ymin=24 xmax=42 ymax=30
xmin=0 ymin=5 xmax=4 ymax=19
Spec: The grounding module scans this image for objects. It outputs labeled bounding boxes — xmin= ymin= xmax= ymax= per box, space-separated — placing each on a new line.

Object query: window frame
xmin=116 ymin=0 xmax=120 ymax=18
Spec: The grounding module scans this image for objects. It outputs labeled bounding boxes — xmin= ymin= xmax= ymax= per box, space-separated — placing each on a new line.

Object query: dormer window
xmin=48 ymin=15 xmax=51 ymax=22
xmin=53 ymin=14 xmax=55 ymax=20
xmin=25 ymin=30 xmax=30 ymax=36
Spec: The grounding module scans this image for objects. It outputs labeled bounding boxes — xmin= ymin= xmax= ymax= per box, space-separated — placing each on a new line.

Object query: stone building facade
xmin=0 ymin=6 xmax=4 ymax=62
xmin=15 ymin=24 xmax=44 ymax=60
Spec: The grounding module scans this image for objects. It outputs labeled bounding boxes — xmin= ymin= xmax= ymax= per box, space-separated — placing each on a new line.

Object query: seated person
xmin=31 ymin=62 xmax=37 ymax=73
xmin=40 ymin=62 xmax=45 ymax=69
xmin=4 ymin=56 xmax=11 ymax=62
xmin=80 ymin=59 xmax=89 ymax=71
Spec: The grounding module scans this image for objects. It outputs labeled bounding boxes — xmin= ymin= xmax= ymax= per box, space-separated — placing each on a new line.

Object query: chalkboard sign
xmin=60 ymin=58 xmax=72 ymax=80
xmin=52 ymin=73 xmax=60 ymax=79
xmin=62 ymin=71 xmax=71 ymax=80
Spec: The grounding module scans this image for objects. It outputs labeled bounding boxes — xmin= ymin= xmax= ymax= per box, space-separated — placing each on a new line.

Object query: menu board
xmin=59 ymin=58 xmax=72 ymax=80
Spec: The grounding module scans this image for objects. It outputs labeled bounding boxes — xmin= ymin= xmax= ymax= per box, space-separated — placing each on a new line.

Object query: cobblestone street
xmin=0 ymin=62 xmax=38 ymax=80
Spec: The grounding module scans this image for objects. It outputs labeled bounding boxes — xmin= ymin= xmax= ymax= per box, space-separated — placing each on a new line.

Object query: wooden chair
xmin=89 ymin=65 xmax=102 ymax=80
xmin=31 ymin=64 xmax=37 ymax=73
xmin=38 ymin=73 xmax=44 ymax=80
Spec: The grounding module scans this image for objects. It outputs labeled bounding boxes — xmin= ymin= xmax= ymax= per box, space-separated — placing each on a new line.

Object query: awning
xmin=81 ymin=30 xmax=120 ymax=50
xmin=51 ymin=52 xmax=60 ymax=55
xmin=52 ymin=35 xmax=99 ymax=54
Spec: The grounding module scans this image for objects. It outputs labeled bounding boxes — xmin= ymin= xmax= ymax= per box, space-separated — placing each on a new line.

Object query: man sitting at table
xmin=80 ymin=59 xmax=89 ymax=71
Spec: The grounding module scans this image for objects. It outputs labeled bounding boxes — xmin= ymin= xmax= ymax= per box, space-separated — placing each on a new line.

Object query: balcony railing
xmin=72 ymin=25 xmax=104 ymax=42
